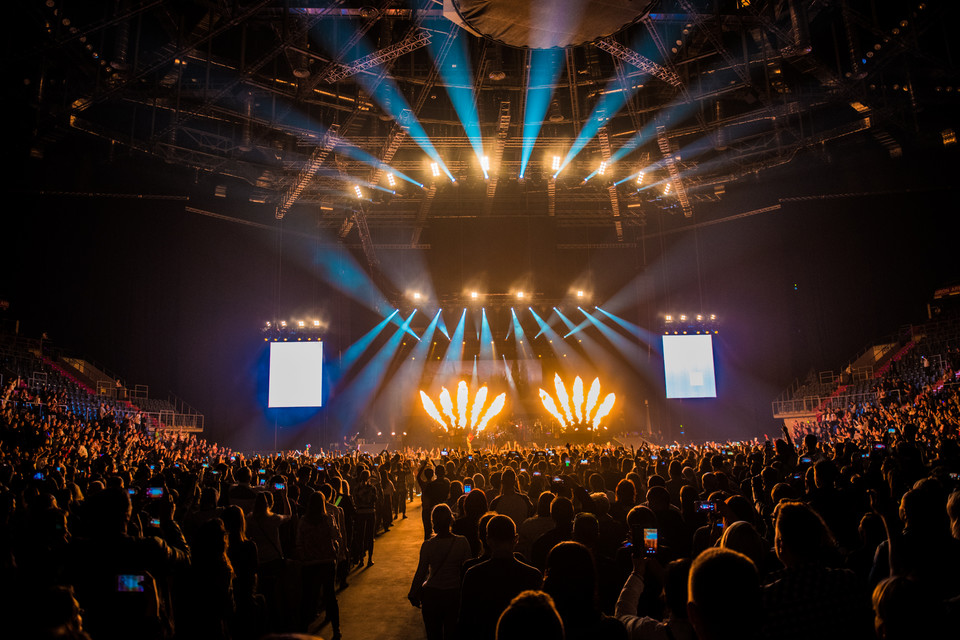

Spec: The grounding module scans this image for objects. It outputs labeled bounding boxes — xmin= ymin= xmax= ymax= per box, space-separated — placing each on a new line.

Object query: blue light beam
xmin=519 ymin=48 xmax=566 ymax=179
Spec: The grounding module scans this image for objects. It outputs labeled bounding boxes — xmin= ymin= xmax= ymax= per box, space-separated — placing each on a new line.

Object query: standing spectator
xmin=408 ymin=504 xmax=473 ymax=640
xmin=459 ymin=515 xmax=543 ymax=640
xmin=353 ymin=469 xmax=379 ymax=566
xmin=490 ymin=468 xmax=534 ymax=531
xmin=297 ymin=492 xmax=342 ymax=640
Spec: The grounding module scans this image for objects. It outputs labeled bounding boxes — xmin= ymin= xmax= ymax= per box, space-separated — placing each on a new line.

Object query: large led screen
xmin=663 ymin=334 xmax=717 ymax=399
xmin=268 ymin=342 xmax=323 ymax=408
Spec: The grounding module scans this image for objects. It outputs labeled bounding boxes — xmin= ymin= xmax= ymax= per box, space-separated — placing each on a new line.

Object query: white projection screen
xmin=662 ymin=334 xmax=717 ymax=399
xmin=268 ymin=342 xmax=324 ymax=408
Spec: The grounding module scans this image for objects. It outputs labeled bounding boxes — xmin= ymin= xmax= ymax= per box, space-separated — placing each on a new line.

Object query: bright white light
xmin=576 ymin=290 xmax=584 ymax=298
xmin=663 ymin=183 xmax=672 ymax=195
xmin=665 ymin=315 xmax=673 ymax=322
xmin=431 ymin=162 xmax=440 ymax=177
xmin=552 ymin=156 xmax=561 ymax=171
xmin=598 ymin=161 xmax=607 ymax=175
xmin=480 ymin=156 xmax=490 ymax=172
xmin=354 ymin=185 xmax=363 ymax=198
xmin=313 ymin=320 xmax=320 ymax=327
xmin=516 ymin=291 xmax=525 ymax=299
xmin=636 ymin=172 xmax=645 ymax=185
xmin=471 ymin=291 xmax=478 ymax=299
xmin=413 ymin=292 xmax=421 ymax=300
xmin=679 ymin=315 xmax=686 ymax=321
xmin=298 ymin=320 xmax=305 ymax=328
xmin=280 ymin=321 xmax=287 ymax=327
xmin=696 ymin=314 xmax=703 ymax=321
xmin=268 ymin=342 xmax=323 ymax=408
xmin=386 ymin=173 xmax=396 ymax=187
xmin=710 ymin=314 xmax=716 ymax=320
xmin=456 ymin=381 xmax=468 ymax=430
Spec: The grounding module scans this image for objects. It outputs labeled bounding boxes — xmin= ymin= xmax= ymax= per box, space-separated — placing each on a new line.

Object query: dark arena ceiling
xmin=14 ymin=1 xmax=960 ymax=297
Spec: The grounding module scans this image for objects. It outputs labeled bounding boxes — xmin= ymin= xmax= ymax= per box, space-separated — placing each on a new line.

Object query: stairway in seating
xmin=42 ymin=357 xmax=95 ymax=394
xmin=873 ymin=339 xmax=918 ymax=379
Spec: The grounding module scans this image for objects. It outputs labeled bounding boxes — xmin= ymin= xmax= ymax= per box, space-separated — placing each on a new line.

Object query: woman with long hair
xmin=408 ymin=504 xmax=473 ymax=640
xmin=297 ymin=492 xmax=343 ymax=639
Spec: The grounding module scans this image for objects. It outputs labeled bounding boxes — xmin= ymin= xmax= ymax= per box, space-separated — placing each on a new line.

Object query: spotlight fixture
xmin=577 ymin=290 xmax=584 ymax=298
xmin=480 ymin=156 xmax=490 ymax=172
xmin=663 ymin=182 xmax=672 ymax=195
xmin=280 ymin=321 xmax=287 ymax=327
xmin=696 ymin=314 xmax=703 ymax=321
xmin=313 ymin=320 xmax=320 ymax=327
xmin=679 ymin=315 xmax=686 ymax=321
xmin=636 ymin=172 xmax=645 ymax=185
xmin=413 ymin=292 xmax=421 ymax=300
xmin=298 ymin=320 xmax=305 ymax=328
xmin=353 ymin=185 xmax=363 ymax=198
xmin=516 ymin=291 xmax=525 ymax=299
xmin=386 ymin=173 xmax=396 ymax=187
xmin=470 ymin=291 xmax=478 ymax=299
xmin=430 ymin=162 xmax=440 ymax=177
xmin=665 ymin=315 xmax=673 ymax=322
xmin=598 ymin=161 xmax=607 ymax=176
xmin=265 ymin=321 xmax=271 ymax=328
xmin=552 ymin=156 xmax=561 ymax=172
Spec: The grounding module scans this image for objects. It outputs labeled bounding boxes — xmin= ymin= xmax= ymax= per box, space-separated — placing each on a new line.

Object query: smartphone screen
xmin=464 ymin=483 xmax=473 ymax=493
xmin=149 ymin=518 xmax=160 ymax=527
xmin=117 ymin=574 xmax=145 ymax=593
xmin=145 ymin=487 xmax=164 ymax=499
xmin=643 ymin=528 xmax=658 ymax=555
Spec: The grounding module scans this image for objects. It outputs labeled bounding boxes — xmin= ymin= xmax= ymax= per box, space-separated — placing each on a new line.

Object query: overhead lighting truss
xmin=594 ymin=37 xmax=681 ymax=88
xmin=657 ymin=125 xmax=693 ymax=218
xmin=326 ymin=29 xmax=432 ymax=83
xmin=484 ymin=101 xmax=511 ymax=210
xmin=275 ymin=124 xmax=339 ymax=219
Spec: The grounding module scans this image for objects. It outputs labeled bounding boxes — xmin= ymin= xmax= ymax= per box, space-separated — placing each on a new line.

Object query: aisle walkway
xmin=332 ymin=500 xmax=428 ymax=640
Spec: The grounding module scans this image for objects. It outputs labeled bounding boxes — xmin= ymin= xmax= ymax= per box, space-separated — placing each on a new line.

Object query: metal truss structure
xmin=17 ymin=0 xmax=960 ymax=258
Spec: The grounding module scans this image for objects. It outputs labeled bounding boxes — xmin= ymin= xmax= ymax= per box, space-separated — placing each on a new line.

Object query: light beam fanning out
xmin=585 ymin=377 xmax=601 ymax=419
xmin=420 ymin=381 xmax=507 ymax=433
xmin=572 ymin=376 xmax=584 ymax=422
xmin=456 ymin=380 xmax=469 ymax=429
xmin=439 ymin=387 xmax=456 ymax=426
xmin=476 ymin=392 xmax=507 ymax=433
xmin=592 ymin=393 xmax=616 ymax=429
xmin=419 ymin=391 xmax=446 ymax=429
xmin=539 ymin=375 xmax=617 ymax=431
xmin=554 ymin=373 xmax=574 ymax=424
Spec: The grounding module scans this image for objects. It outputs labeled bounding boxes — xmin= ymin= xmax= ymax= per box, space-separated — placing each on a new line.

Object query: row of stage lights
xmin=351 ymin=160 xmax=671 ymax=200
xmin=663 ymin=313 xmax=720 ymax=336
xmin=408 ymin=290 xmax=589 ymax=302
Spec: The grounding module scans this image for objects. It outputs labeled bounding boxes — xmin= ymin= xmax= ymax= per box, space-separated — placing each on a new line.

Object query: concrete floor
xmin=315 ymin=500 xmax=429 ymax=640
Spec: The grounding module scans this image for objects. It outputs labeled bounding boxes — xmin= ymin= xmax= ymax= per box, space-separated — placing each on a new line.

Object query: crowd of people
xmin=2 ymin=336 xmax=960 ymax=640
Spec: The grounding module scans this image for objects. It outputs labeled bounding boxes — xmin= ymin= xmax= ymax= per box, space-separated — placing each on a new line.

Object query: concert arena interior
xmin=4 ymin=1 xmax=960 ymax=639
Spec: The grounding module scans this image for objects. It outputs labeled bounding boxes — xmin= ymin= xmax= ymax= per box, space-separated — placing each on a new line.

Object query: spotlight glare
xmin=636 ymin=171 xmax=645 ymax=185
xmin=480 ymin=156 xmax=490 ymax=172
xmin=430 ymin=162 xmax=440 ymax=177
xmin=386 ymin=173 xmax=396 ymax=187
xmin=297 ymin=320 xmax=305 ymax=327
xmin=280 ymin=321 xmax=287 ymax=327
xmin=516 ymin=291 xmax=525 ymax=299
xmin=663 ymin=182 xmax=672 ymax=195
xmin=353 ymin=184 xmax=363 ymax=198
xmin=551 ymin=156 xmax=561 ymax=171
xmin=313 ymin=320 xmax=320 ymax=327
xmin=598 ymin=161 xmax=607 ymax=176
xmin=470 ymin=291 xmax=478 ymax=299
xmin=576 ymin=290 xmax=584 ymax=298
